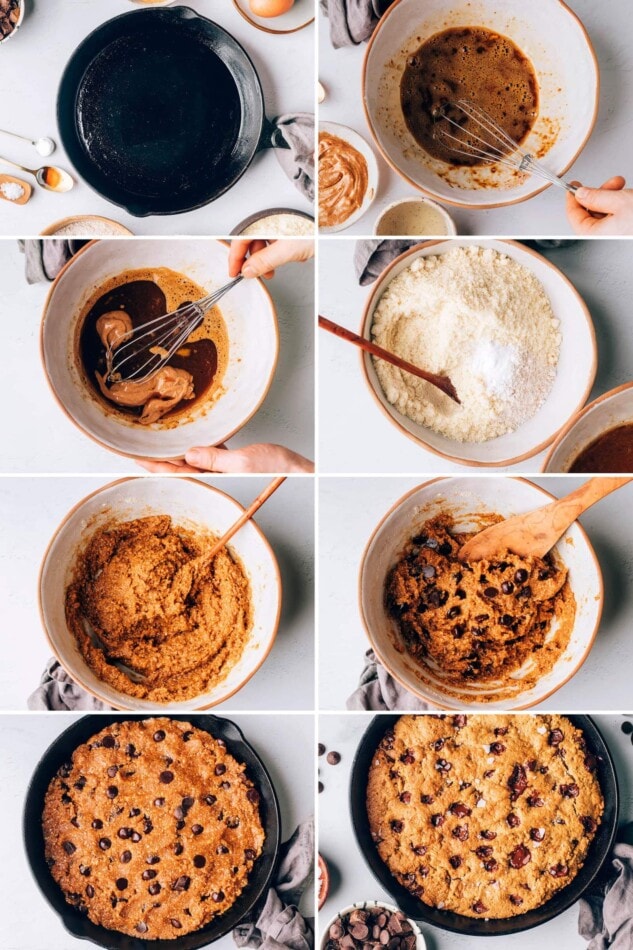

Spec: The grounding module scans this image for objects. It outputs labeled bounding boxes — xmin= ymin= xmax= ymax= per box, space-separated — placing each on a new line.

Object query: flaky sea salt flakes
xmin=0 ymin=180 xmax=24 ymax=201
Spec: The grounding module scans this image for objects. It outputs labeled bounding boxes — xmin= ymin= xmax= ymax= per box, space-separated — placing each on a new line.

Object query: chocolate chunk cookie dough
xmin=43 ymin=718 xmax=265 ymax=939
xmin=386 ymin=515 xmax=575 ymax=703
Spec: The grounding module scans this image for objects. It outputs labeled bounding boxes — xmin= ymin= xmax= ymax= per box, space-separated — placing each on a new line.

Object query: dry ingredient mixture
xmin=371 ymin=246 xmax=561 ymax=442
xmin=42 ymin=718 xmax=265 ymax=939
xmin=319 ymin=131 xmax=369 ymax=228
xmin=385 ymin=515 xmax=575 ymax=703
xmin=401 ymin=26 xmax=539 ymax=166
xmin=240 ymin=213 xmax=313 ymax=237
xmin=77 ymin=267 xmax=228 ymax=427
xmin=65 ymin=515 xmax=252 ymax=703
xmin=49 ymin=219 xmax=130 ymax=237
xmin=366 ymin=714 xmax=603 ymax=919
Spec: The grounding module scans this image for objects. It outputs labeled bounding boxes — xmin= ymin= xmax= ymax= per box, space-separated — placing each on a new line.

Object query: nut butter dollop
xmin=318 ymin=131 xmax=369 ymax=228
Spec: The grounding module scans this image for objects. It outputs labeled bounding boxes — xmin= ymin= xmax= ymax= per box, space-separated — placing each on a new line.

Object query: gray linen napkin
xmin=579 ymin=842 xmax=633 ymax=949
xmin=347 ymin=649 xmax=430 ymax=710
xmin=354 ymin=239 xmax=420 ymax=285
xmin=28 ymin=658 xmax=111 ymax=711
xmin=271 ymin=114 xmax=315 ymax=203
xmin=319 ymin=0 xmax=393 ymax=48
xmin=18 ymin=238 xmax=87 ymax=283
xmin=234 ymin=819 xmax=314 ymax=950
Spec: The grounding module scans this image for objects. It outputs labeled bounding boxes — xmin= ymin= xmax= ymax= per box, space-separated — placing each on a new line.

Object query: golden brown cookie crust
xmin=65 ymin=515 xmax=252 ymax=703
xmin=366 ymin=714 xmax=603 ymax=919
xmin=385 ymin=515 xmax=576 ymax=703
xmin=42 ymin=718 xmax=265 ymax=939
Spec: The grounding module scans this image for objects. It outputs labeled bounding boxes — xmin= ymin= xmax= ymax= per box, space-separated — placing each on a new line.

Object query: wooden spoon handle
xmin=205 ymin=476 xmax=286 ymax=561
xmin=318 ymin=315 xmax=460 ymax=404
xmin=538 ymin=476 xmax=633 ymax=537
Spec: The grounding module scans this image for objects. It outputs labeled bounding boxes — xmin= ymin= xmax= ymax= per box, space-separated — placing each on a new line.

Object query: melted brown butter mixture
xmin=400 ymin=26 xmax=539 ymax=166
xmin=78 ymin=267 xmax=229 ymax=425
xmin=570 ymin=423 xmax=633 ymax=474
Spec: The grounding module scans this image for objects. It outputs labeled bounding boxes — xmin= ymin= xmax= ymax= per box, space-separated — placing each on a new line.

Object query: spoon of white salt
xmin=0 ymin=129 xmax=56 ymax=156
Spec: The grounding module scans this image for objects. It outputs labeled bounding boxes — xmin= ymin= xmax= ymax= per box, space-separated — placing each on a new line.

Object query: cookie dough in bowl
xmin=362 ymin=0 xmax=598 ymax=208
xmin=360 ymin=239 xmax=596 ymax=467
xmin=41 ymin=239 xmax=279 ymax=461
xmin=39 ymin=477 xmax=282 ymax=710
xmin=359 ymin=477 xmax=602 ymax=709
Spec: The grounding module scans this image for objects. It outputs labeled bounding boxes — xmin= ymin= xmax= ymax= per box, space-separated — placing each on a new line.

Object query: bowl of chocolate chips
xmin=0 ymin=0 xmax=24 ymax=43
xmin=321 ymin=901 xmax=426 ymax=950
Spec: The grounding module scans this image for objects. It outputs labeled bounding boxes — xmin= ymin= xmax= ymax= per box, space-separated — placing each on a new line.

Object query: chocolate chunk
xmin=435 ymin=758 xmax=452 ymax=773
xmin=192 ymin=824 xmax=204 ymax=835
xmin=530 ymin=828 xmax=545 ymax=842
xmin=212 ymin=891 xmax=225 ymax=902
xmin=215 ymin=764 xmax=227 ymax=776
xmin=490 ymin=742 xmax=506 ymax=755
xmin=318 ymin=782 xmax=324 ymax=793
xmin=101 ymin=735 xmax=116 ymax=749
xmin=204 ymin=794 xmax=217 ymax=806
xmin=420 ymin=794 xmax=434 ymax=804
xmin=117 ymin=827 xmax=131 ymax=839
xmin=453 ymin=714 xmax=468 ymax=728
xmin=449 ymin=802 xmax=471 ymax=818
xmin=174 ymin=843 xmax=184 ymax=856
xmin=142 ymin=869 xmax=158 ymax=880
xmin=85 ymin=884 xmax=95 ymax=899
xmin=507 ymin=813 xmax=520 ymax=828
xmin=581 ymin=816 xmax=598 ymax=835
xmin=216 ymin=844 xmax=229 ymax=854
xmin=508 ymin=764 xmax=528 ymax=801
xmin=153 ymin=730 xmax=166 ymax=742
xmin=148 ymin=882 xmax=161 ymax=895
xmin=136 ymin=922 xmax=148 ymax=934
xmin=484 ymin=587 xmax=498 ymax=598
xmin=480 ymin=829 xmax=497 ymax=840
xmin=116 ymin=878 xmax=128 ymax=891
xmin=318 ymin=743 xmax=326 ymax=756
xmin=170 ymin=919 xmax=182 ymax=929
xmin=131 ymin=832 xmax=142 ymax=842
xmin=400 ymin=791 xmax=412 ymax=804
xmin=193 ymin=854 xmax=206 ymax=868
xmin=527 ymin=795 xmax=545 ymax=807
xmin=91 ymin=819 xmax=103 ymax=830
xmin=143 ymin=818 xmax=153 ymax=834
xmin=431 ymin=739 xmax=444 ymax=752
xmin=159 ymin=770 xmax=174 ymax=784
xmin=79 ymin=865 xmax=91 ymax=877
xmin=146 ymin=855 xmax=160 ymax=865
xmin=509 ymin=844 xmax=531 ymax=869
xmin=452 ymin=824 xmax=469 ymax=841
xmin=62 ymin=841 xmax=76 ymax=855
xmin=172 ymin=875 xmax=191 ymax=892
xmin=560 ymin=783 xmax=580 ymax=798
xmin=107 ymin=766 xmax=118 ymax=778
xmin=129 ymin=807 xmax=141 ymax=817
xmin=430 ymin=814 xmax=444 ymax=827
xmin=411 ymin=845 xmax=427 ymax=856
xmin=247 ymin=788 xmax=260 ymax=804
xmin=106 ymin=785 xmax=118 ymax=799
xmin=327 ymin=751 xmax=342 ymax=765
xmin=484 ymin=859 xmax=498 ymax=872
xmin=449 ymin=855 xmax=462 ymax=869
xmin=509 ymin=894 xmax=523 ymax=906
xmin=549 ymin=863 xmax=569 ymax=878
xmin=476 ymin=846 xmax=493 ymax=859
xmin=120 ymin=850 xmax=132 ymax=863
xmin=514 ymin=569 xmax=529 ymax=584
xmin=501 ymin=581 xmax=514 ymax=595
xmin=472 ymin=901 xmax=487 ymax=914
xmin=391 ymin=820 xmax=404 ymax=833
xmin=98 ymin=838 xmax=111 ymax=850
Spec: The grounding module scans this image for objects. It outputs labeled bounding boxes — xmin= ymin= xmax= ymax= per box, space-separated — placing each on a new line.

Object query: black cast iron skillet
xmin=57 ymin=7 xmax=283 ymax=216
xmin=350 ymin=714 xmax=619 ymax=938
xmin=23 ymin=714 xmax=281 ymax=950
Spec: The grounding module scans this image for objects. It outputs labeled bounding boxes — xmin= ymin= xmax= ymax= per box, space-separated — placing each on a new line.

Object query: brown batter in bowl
xmin=400 ymin=26 xmax=539 ymax=166
xmin=385 ymin=515 xmax=575 ymax=702
xmin=65 ymin=514 xmax=252 ymax=704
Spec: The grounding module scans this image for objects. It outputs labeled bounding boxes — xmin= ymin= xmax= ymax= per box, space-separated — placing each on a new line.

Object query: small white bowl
xmin=320 ymin=901 xmax=426 ymax=950
xmin=359 ymin=476 xmax=603 ymax=710
xmin=40 ymin=239 xmax=279 ymax=462
xmin=232 ymin=0 xmax=315 ymax=34
xmin=39 ymin=477 xmax=282 ymax=710
xmin=373 ymin=197 xmax=457 ymax=236
xmin=319 ymin=121 xmax=379 ymax=233
xmin=0 ymin=0 xmax=24 ymax=45
xmin=362 ymin=0 xmax=599 ymax=209
xmin=543 ymin=382 xmax=633 ymax=472
xmin=359 ymin=238 xmax=597 ymax=467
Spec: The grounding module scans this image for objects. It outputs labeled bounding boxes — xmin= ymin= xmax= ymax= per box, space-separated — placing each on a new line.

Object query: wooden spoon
xmin=319 ymin=315 xmax=460 ymax=404
xmin=458 ymin=477 xmax=632 ymax=562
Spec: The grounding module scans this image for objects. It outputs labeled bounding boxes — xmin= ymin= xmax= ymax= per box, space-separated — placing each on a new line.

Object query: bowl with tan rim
xmin=39 ymin=476 xmax=282 ymax=710
xmin=359 ymin=476 xmax=603 ymax=710
xmin=359 ymin=238 xmax=597 ymax=467
xmin=543 ymin=382 xmax=633 ymax=473
xmin=40 ymin=238 xmax=279 ymax=462
xmin=362 ymin=0 xmax=599 ymax=209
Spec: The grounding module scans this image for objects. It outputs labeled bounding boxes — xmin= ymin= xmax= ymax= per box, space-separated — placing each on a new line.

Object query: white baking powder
xmin=371 ymin=246 xmax=561 ymax=442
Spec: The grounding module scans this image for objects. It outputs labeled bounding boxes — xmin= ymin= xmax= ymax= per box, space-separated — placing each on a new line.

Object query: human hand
xmin=228 ymin=239 xmax=314 ymax=279
xmin=566 ymin=176 xmax=633 ymax=235
xmin=136 ymin=442 xmax=314 ymax=474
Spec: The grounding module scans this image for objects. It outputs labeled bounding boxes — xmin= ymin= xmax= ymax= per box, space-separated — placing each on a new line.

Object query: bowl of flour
xmin=361 ymin=240 xmax=597 ymax=467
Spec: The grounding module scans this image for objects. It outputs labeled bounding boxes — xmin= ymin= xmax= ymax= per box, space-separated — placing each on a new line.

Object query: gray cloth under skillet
xmin=28 ymin=658 xmax=111 ymax=711
xmin=346 ymin=649 xmax=430 ymax=710
xmin=18 ymin=238 xmax=83 ymax=284
xmin=271 ymin=113 xmax=315 ymax=204
xmin=319 ymin=0 xmax=393 ymax=48
xmin=234 ymin=818 xmax=314 ymax=950
xmin=579 ymin=842 xmax=633 ymax=949
xmin=353 ymin=239 xmax=420 ymax=285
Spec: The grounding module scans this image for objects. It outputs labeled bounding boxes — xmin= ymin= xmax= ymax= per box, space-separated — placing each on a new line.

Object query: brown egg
xmin=249 ymin=0 xmax=295 ymax=17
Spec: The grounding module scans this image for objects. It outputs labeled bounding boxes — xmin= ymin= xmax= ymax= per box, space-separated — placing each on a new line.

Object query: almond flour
xmin=371 ymin=246 xmax=561 ymax=442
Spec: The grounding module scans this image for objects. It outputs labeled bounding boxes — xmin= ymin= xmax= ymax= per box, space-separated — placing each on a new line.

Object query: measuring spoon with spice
xmin=459 ymin=476 xmax=632 ymax=562
xmin=0 ymin=155 xmax=73 ymax=192
xmin=0 ymin=174 xmax=31 ymax=204
xmin=319 ymin=315 xmax=460 ymax=404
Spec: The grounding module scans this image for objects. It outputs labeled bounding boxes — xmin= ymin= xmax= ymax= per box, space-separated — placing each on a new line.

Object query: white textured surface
xmin=318 ymin=475 xmax=633 ymax=711
xmin=317 ymin=713 xmax=633 ymax=950
xmin=0 ymin=711 xmax=315 ymax=950
xmin=318 ymin=0 xmax=633 ymax=236
xmin=318 ymin=238 xmax=633 ymax=473
xmin=0 ymin=238 xmax=314 ymax=472
xmin=0 ymin=475 xmax=315 ymax=711
xmin=0 ymin=0 xmax=314 ymax=236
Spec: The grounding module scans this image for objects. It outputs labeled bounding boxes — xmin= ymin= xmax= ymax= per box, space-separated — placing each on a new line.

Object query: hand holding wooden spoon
xmin=459 ymin=477 xmax=632 ymax=562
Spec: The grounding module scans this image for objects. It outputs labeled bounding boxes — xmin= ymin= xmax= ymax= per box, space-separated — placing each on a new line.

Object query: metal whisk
xmin=108 ymin=276 xmax=243 ymax=383
xmin=433 ymin=99 xmax=578 ymax=195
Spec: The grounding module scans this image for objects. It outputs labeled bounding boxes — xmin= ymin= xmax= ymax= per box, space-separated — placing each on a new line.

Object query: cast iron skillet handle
xmin=256 ymin=116 xmax=291 ymax=154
